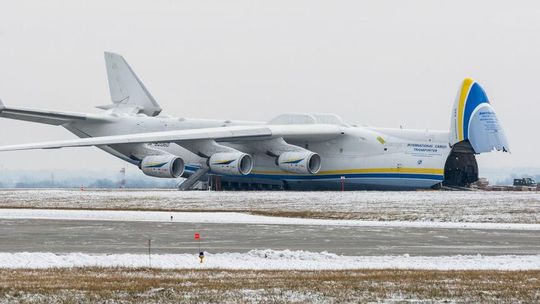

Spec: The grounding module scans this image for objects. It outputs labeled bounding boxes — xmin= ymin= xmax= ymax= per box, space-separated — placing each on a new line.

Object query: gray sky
xmin=0 ymin=0 xmax=538 ymax=172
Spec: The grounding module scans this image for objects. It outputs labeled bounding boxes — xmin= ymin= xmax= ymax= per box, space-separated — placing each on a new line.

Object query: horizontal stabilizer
xmin=0 ymin=101 xmax=108 ymax=126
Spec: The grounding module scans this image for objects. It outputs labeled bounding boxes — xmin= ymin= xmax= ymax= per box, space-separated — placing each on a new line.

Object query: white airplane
xmin=0 ymin=53 xmax=509 ymax=190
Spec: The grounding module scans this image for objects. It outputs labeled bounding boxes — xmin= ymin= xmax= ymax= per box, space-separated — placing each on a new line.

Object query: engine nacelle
xmin=209 ymin=152 xmax=253 ymax=175
xmin=278 ymin=151 xmax=321 ymax=174
xmin=140 ymin=155 xmax=185 ymax=178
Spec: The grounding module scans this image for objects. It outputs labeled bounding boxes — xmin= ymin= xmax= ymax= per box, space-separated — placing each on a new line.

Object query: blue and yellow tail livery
xmin=450 ymin=78 xmax=509 ymax=153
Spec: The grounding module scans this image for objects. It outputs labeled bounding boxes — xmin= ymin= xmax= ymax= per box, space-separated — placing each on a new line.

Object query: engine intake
xmin=278 ymin=151 xmax=321 ymax=174
xmin=209 ymin=152 xmax=253 ymax=175
xmin=140 ymin=155 xmax=185 ymax=178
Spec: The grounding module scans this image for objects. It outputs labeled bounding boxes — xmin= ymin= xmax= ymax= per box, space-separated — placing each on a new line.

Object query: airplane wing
xmin=0 ymin=124 xmax=343 ymax=152
xmin=0 ymin=100 xmax=108 ymax=126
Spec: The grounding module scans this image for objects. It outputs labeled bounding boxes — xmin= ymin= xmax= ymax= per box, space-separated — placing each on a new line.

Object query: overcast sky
xmin=0 ymin=0 xmax=538 ymax=172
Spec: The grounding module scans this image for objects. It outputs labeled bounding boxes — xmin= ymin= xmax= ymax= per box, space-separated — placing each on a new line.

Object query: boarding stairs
xmin=178 ymin=167 xmax=210 ymax=191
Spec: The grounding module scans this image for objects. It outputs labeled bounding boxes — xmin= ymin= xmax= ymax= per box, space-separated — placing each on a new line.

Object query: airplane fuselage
xmin=64 ymin=114 xmax=454 ymax=190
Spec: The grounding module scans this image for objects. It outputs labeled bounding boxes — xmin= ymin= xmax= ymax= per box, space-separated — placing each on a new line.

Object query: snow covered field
xmin=2 ymin=208 xmax=539 ymax=230
xmin=2 ymin=250 xmax=540 ymax=270
xmin=0 ymin=189 xmax=538 ymax=223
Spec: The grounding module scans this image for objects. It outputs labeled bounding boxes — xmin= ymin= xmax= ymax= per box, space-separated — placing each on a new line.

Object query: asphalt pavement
xmin=1 ymin=218 xmax=539 ymax=256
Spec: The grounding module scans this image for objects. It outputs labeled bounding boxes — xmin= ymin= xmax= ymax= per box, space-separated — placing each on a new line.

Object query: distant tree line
xmin=1 ymin=178 xmax=179 ymax=189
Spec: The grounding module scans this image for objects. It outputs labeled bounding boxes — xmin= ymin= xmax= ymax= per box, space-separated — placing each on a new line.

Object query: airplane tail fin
xmin=101 ymin=52 xmax=162 ymax=116
xmin=449 ymin=78 xmax=509 ymax=153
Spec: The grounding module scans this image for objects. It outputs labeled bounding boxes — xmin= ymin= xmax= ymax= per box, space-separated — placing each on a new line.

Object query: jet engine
xmin=277 ymin=151 xmax=321 ymax=174
xmin=140 ymin=154 xmax=185 ymax=178
xmin=209 ymin=152 xmax=253 ymax=175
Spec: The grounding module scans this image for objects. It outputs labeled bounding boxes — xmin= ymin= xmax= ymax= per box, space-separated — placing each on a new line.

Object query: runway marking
xmin=1 ymin=208 xmax=539 ymax=231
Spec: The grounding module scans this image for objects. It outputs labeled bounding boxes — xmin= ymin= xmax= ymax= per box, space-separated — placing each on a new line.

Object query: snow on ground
xmin=1 ymin=208 xmax=540 ymax=230
xmin=0 ymin=189 xmax=539 ymax=223
xmin=1 ymin=249 xmax=540 ymax=270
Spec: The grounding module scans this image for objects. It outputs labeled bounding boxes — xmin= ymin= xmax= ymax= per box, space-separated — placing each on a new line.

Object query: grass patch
xmin=1 ymin=268 xmax=538 ymax=303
